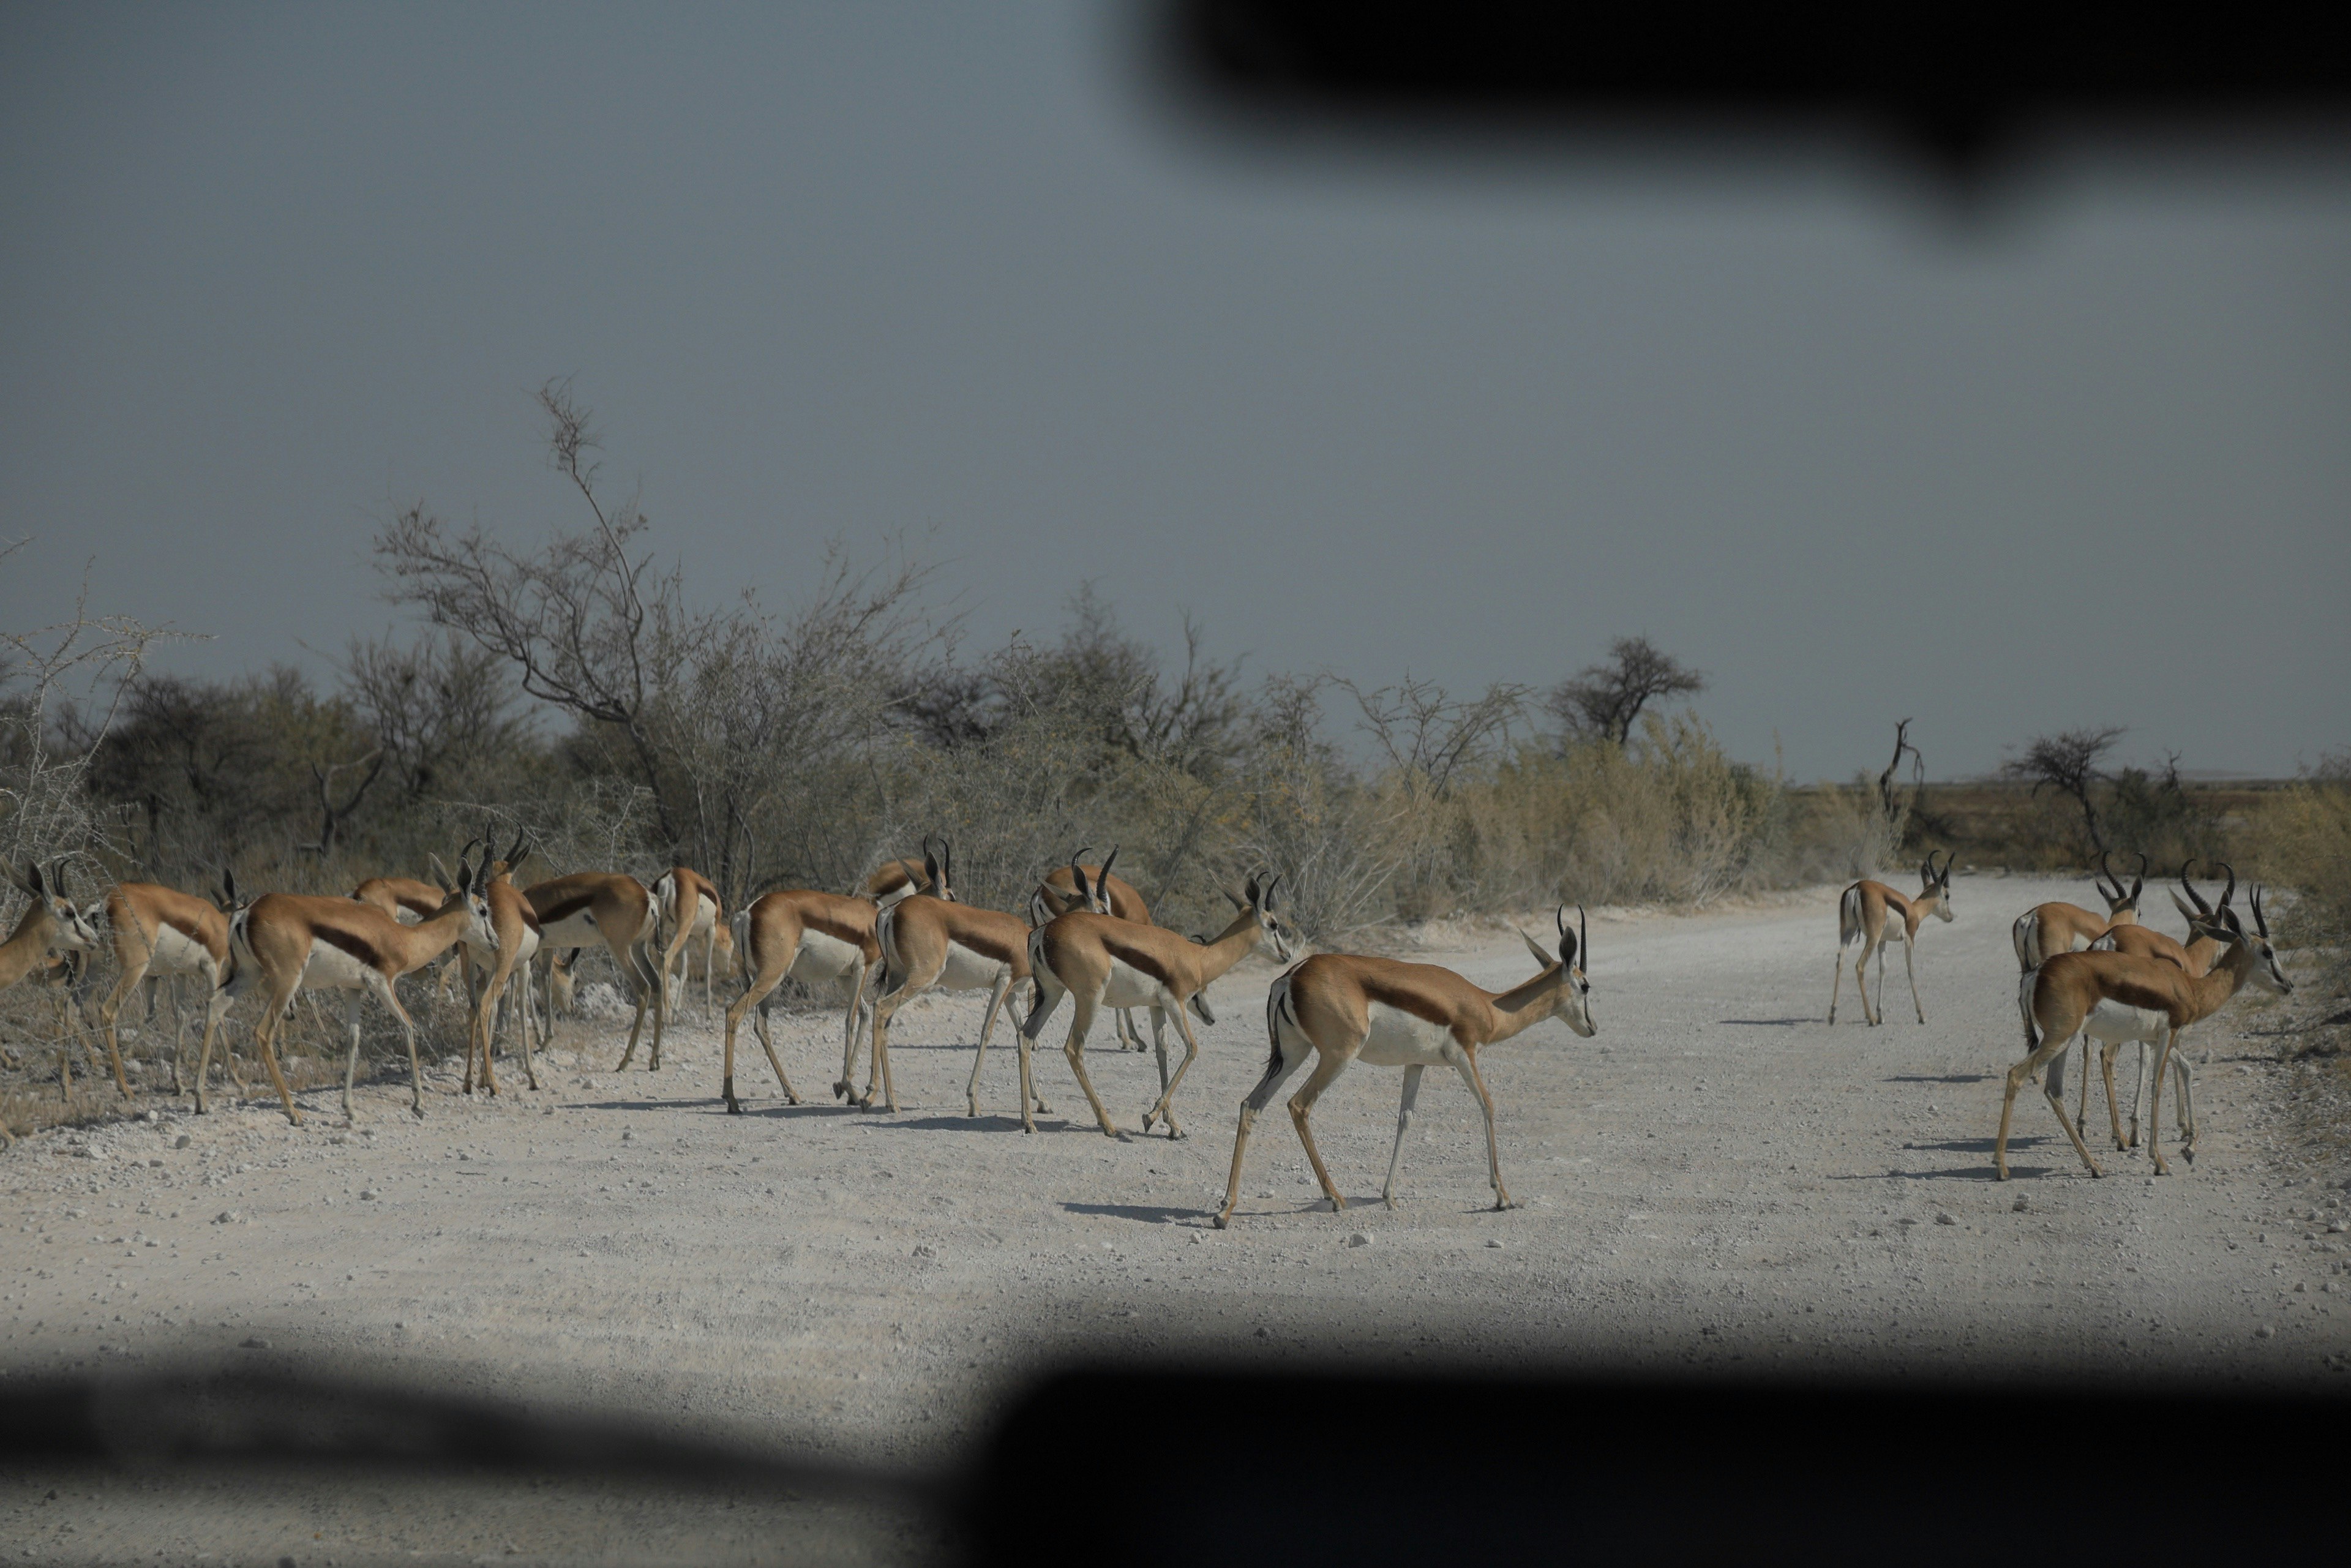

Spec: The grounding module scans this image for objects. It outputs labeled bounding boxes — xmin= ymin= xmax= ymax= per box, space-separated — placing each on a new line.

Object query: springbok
xmin=462 ymin=830 xmax=544 ymax=1096
xmin=1023 ymin=871 xmax=1292 ymax=1140
xmin=857 ymin=843 xmax=1033 ymax=1115
xmin=719 ymin=888 xmax=883 ymax=1112
xmin=2012 ymin=851 xmax=2145 ymax=969
xmin=2072 ymin=861 xmax=2235 ymax=1152
xmin=651 ymin=865 xmax=731 ymax=1017
xmin=353 ymin=865 xmax=471 ymax=1005
xmin=92 ymin=869 xmax=241 ymax=1100
xmin=1215 ymin=906 xmax=1594 ymax=1228
xmin=862 ymin=846 xmax=944 ymax=910
xmin=1030 ymin=847 xmax=1157 ymax=1051
xmin=1826 ymin=852 xmax=1954 ymax=1026
xmin=1 ymin=861 xmax=103 ymax=1093
xmin=526 ymin=871 xmax=666 ymax=1072
xmin=1999 ymin=885 xmax=2291 ymax=1180
xmin=208 ymin=851 xmax=497 ymax=1125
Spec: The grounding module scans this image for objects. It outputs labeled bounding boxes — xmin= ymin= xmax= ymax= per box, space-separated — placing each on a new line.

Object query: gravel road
xmin=7 ymin=872 xmax=2347 ymax=1561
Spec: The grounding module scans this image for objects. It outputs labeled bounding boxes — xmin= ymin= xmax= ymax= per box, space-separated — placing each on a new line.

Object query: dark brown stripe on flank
xmin=534 ymin=893 xmax=597 ymax=928
xmin=1360 ymin=978 xmax=1453 ymax=1029
xmin=313 ymin=923 xmax=389 ymax=972
xmin=804 ymin=908 xmax=878 ymax=951
xmin=1100 ymin=933 xmax=1178 ymax=989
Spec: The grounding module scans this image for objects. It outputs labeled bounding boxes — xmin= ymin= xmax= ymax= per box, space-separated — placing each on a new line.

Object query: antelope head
xmin=1918 ymin=851 xmax=1956 ymax=921
xmin=1518 ymin=904 xmax=1596 ymax=1037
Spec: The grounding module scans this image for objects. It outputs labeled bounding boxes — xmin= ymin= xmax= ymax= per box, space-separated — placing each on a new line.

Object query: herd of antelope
xmin=1829 ymin=850 xmax=2294 ymax=1182
xmin=0 ymin=825 xmax=2298 ymax=1214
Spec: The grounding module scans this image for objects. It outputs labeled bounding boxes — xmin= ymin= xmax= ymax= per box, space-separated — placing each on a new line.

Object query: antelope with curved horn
xmin=525 ymin=869 xmax=667 ymax=1073
xmin=1022 ymin=869 xmax=1292 ymax=1140
xmin=651 ymin=865 xmax=732 ymax=1018
xmin=861 ymin=838 xmax=951 ymax=909
xmin=208 ymin=848 xmax=497 ymax=1125
xmin=1214 ymin=906 xmax=1594 ymax=1228
xmin=462 ymin=827 xmax=544 ymax=1096
xmin=2012 ymin=851 xmax=2145 ymax=970
xmin=1827 ymin=852 xmax=1955 ymax=1026
xmin=2000 ymin=883 xmax=2291 ymax=1180
xmin=1030 ymin=847 xmax=1158 ymax=1052
xmin=92 ymin=868 xmax=243 ymax=1100
xmin=719 ymin=887 xmax=883 ymax=1113
xmin=1 ymin=861 xmax=104 ymax=1093
xmin=856 ymin=841 xmax=1039 ymax=1114
xmin=2072 ymin=860 xmax=2235 ymax=1152
xmin=352 ymin=861 xmax=473 ymax=1006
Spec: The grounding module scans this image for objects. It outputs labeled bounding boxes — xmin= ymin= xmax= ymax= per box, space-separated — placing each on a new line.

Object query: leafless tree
xmin=2004 ymin=725 xmax=2126 ymax=857
xmin=1344 ymin=675 xmax=1528 ymax=797
xmin=1 ymin=541 xmax=186 ymax=879
xmin=1548 ymin=636 xmax=1706 ymax=746
xmin=374 ymin=378 xmax=699 ymax=849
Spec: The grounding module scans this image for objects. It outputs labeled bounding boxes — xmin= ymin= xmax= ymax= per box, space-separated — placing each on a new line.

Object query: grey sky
xmin=4 ymin=4 xmax=2346 ymax=781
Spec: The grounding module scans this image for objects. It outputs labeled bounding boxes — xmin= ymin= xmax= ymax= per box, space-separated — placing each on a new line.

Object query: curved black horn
xmin=2097 ymin=850 xmax=2119 ymax=898
xmin=2178 ymin=859 xmax=2211 ymax=915
xmin=2251 ymin=883 xmax=2270 ymax=939
xmin=1580 ymin=904 xmax=1589 ymax=967
xmin=2215 ymin=861 xmax=2237 ymax=909
xmin=2132 ymin=852 xmax=2148 ymax=896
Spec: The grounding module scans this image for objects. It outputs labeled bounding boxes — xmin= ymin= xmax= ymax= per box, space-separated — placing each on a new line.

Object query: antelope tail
xmin=2011 ymin=911 xmax=2039 ymax=970
xmin=1838 ymin=886 xmax=1864 ymax=949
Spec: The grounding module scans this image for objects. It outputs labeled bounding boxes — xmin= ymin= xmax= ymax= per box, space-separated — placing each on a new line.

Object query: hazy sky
xmin=4 ymin=4 xmax=2347 ymax=781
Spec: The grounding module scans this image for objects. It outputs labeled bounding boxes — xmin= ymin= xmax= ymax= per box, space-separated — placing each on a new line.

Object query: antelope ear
xmin=2169 ymin=889 xmax=2199 ymax=921
xmin=1517 ymin=927 xmax=1554 ymax=967
xmin=427 ymin=853 xmax=455 ymax=893
xmin=1221 ymin=887 xmax=1246 ymax=912
xmin=24 ymin=862 xmax=45 ymax=898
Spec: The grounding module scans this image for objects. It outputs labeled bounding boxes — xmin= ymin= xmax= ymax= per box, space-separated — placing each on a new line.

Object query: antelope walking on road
xmin=462 ymin=831 xmax=544 ymax=1096
xmin=208 ymin=852 xmax=497 ymax=1125
xmin=527 ymin=871 xmax=666 ymax=1073
xmin=1999 ymin=885 xmax=2291 ymax=1180
xmin=1024 ymin=871 xmax=1291 ymax=1140
xmin=2071 ymin=861 xmax=2238 ymax=1154
xmin=1 ymin=861 xmax=104 ymax=1100
xmin=857 ymin=844 xmax=1034 ymax=1115
xmin=720 ymin=888 xmax=883 ymax=1112
xmin=1213 ymin=906 xmax=1594 ymax=1228
xmin=92 ymin=870 xmax=241 ymax=1100
xmin=2012 ymin=851 xmax=2145 ymax=970
xmin=1827 ymin=852 xmax=1954 ymax=1026
xmin=1031 ymin=849 xmax=1158 ymax=1052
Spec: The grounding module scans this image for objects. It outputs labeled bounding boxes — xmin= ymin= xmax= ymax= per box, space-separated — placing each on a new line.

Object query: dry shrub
xmin=1447 ymin=713 xmax=1777 ymax=910
xmin=2249 ymin=755 xmax=2351 ymax=1052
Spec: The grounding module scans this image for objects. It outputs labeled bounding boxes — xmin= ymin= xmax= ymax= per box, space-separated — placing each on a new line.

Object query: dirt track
xmin=6 ymin=872 xmax=2349 ymax=1559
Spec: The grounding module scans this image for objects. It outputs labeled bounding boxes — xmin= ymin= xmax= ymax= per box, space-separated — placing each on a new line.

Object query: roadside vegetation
xmin=4 ymin=388 xmax=2340 ymax=1131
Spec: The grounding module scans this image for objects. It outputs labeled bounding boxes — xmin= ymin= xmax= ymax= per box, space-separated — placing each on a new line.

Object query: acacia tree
xmin=1549 ymin=636 xmax=1705 ymax=746
xmin=2004 ymin=725 xmax=2125 ymax=857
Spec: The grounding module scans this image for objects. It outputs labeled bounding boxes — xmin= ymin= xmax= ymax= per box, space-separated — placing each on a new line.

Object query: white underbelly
xmin=1356 ymin=1001 xmax=1458 ymax=1068
xmin=2082 ymin=997 xmax=2169 ymax=1045
xmin=1099 ymin=957 xmax=1171 ymax=1011
xmin=144 ymin=924 xmax=219 ymax=980
xmin=538 ymin=910 xmax=602 ymax=948
xmin=683 ymin=895 xmax=718 ymax=939
xmin=937 ymin=940 xmax=1006 ymax=991
xmin=792 ymin=929 xmax=865 ymax=988
xmin=299 ymin=939 xmax=379 ymax=993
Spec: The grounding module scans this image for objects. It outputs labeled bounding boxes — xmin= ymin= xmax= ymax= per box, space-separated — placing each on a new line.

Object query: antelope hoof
xmin=409 ymin=1103 xmax=426 ymax=1122
xmin=1213 ymin=1212 xmax=1232 ymax=1230
xmin=724 ymin=1098 xmax=742 ymax=1116
xmin=1382 ymin=1192 xmax=1399 ymax=1210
